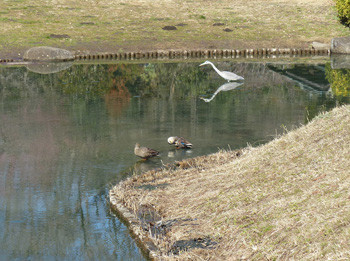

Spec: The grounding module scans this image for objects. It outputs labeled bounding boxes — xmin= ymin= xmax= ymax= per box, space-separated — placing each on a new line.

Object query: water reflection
xmin=26 ymin=61 xmax=73 ymax=74
xmin=0 ymin=61 xmax=349 ymax=260
xmin=132 ymin=160 xmax=161 ymax=175
xmin=325 ymin=63 xmax=350 ymax=99
xmin=167 ymin=148 xmax=193 ymax=158
xmin=267 ymin=64 xmax=330 ymax=92
xmin=200 ymin=81 xmax=244 ymax=102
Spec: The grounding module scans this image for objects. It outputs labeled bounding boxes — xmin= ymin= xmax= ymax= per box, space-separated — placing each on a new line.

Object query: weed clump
xmin=335 ymin=0 xmax=350 ymax=27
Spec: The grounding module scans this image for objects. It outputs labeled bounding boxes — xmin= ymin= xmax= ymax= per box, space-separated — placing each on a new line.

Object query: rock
xmin=223 ymin=28 xmax=233 ymax=32
xmin=312 ymin=41 xmax=330 ymax=50
xmin=23 ymin=46 xmax=74 ymax=61
xmin=331 ymin=36 xmax=350 ymax=54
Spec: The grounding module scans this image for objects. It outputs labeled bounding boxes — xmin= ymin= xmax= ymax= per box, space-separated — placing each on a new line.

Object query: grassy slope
xmin=112 ymin=105 xmax=350 ymax=260
xmin=0 ymin=0 xmax=349 ymax=58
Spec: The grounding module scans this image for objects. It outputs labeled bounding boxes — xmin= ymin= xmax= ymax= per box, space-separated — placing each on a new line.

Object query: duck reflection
xmin=132 ymin=159 xmax=161 ymax=175
xmin=167 ymin=148 xmax=192 ymax=158
xmin=200 ymin=81 xmax=244 ymax=102
xmin=130 ymin=148 xmax=193 ymax=175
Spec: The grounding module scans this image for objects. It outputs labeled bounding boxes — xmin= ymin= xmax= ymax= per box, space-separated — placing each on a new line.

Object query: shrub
xmin=335 ymin=0 xmax=350 ymax=27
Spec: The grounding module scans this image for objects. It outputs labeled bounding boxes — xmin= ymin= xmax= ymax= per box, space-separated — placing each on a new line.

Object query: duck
xmin=167 ymin=136 xmax=193 ymax=149
xmin=134 ymin=143 xmax=160 ymax=159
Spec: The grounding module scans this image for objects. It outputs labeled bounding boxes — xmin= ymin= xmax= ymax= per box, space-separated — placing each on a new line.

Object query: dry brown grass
xmin=111 ymin=104 xmax=350 ymax=260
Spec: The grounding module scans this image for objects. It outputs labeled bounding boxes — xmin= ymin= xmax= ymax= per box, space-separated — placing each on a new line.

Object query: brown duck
xmin=134 ymin=143 xmax=160 ymax=159
xmin=167 ymin=136 xmax=193 ymax=149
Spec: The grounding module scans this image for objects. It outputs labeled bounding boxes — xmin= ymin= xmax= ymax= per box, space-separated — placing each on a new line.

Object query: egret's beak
xmin=199 ymin=62 xmax=205 ymax=66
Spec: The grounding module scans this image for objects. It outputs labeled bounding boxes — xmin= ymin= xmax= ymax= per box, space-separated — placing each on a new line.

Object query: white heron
xmin=199 ymin=60 xmax=244 ymax=82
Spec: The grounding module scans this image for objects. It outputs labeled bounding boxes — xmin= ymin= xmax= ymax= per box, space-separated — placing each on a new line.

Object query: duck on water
xmin=167 ymin=136 xmax=193 ymax=149
xmin=134 ymin=143 xmax=160 ymax=160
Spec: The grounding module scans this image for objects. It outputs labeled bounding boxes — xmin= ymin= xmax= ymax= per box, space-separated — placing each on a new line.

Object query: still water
xmin=0 ymin=60 xmax=349 ymax=260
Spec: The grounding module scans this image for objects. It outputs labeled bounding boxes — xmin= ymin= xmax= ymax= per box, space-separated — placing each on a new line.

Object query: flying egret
xmin=167 ymin=136 xmax=193 ymax=149
xmin=199 ymin=60 xmax=244 ymax=82
xmin=134 ymin=143 xmax=159 ymax=159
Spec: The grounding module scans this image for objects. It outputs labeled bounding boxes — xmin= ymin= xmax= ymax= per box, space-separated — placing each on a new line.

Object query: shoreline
xmin=109 ymin=186 xmax=160 ymax=259
xmin=109 ymin=152 xmax=244 ymax=259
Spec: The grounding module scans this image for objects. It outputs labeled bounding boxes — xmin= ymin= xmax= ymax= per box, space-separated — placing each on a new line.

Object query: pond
xmin=0 ymin=59 xmax=349 ymax=260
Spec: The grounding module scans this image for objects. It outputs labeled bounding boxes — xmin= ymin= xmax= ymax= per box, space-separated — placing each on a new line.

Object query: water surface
xmin=0 ymin=60 xmax=349 ymax=260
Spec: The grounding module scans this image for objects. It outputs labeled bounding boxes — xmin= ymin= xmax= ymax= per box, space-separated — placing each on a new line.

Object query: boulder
xmin=23 ymin=46 xmax=74 ymax=61
xmin=311 ymin=41 xmax=330 ymax=50
xmin=331 ymin=36 xmax=350 ymax=54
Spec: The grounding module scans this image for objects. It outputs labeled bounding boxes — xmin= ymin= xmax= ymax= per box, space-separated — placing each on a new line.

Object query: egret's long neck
xmin=209 ymin=62 xmax=222 ymax=75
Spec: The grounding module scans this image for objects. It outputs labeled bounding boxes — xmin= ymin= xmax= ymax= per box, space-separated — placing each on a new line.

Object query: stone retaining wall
xmin=0 ymin=48 xmax=330 ymax=63
xmin=74 ymin=48 xmax=330 ymax=61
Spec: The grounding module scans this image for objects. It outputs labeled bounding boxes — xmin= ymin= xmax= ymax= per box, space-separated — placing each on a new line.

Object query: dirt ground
xmin=0 ymin=0 xmax=348 ymax=59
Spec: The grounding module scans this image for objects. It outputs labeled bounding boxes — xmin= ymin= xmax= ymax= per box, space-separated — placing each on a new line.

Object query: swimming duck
xmin=167 ymin=136 xmax=193 ymax=149
xmin=134 ymin=143 xmax=160 ymax=159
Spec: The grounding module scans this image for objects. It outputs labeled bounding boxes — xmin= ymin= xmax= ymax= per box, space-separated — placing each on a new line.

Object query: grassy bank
xmin=110 ymin=105 xmax=350 ymax=260
xmin=0 ymin=0 xmax=349 ymax=58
